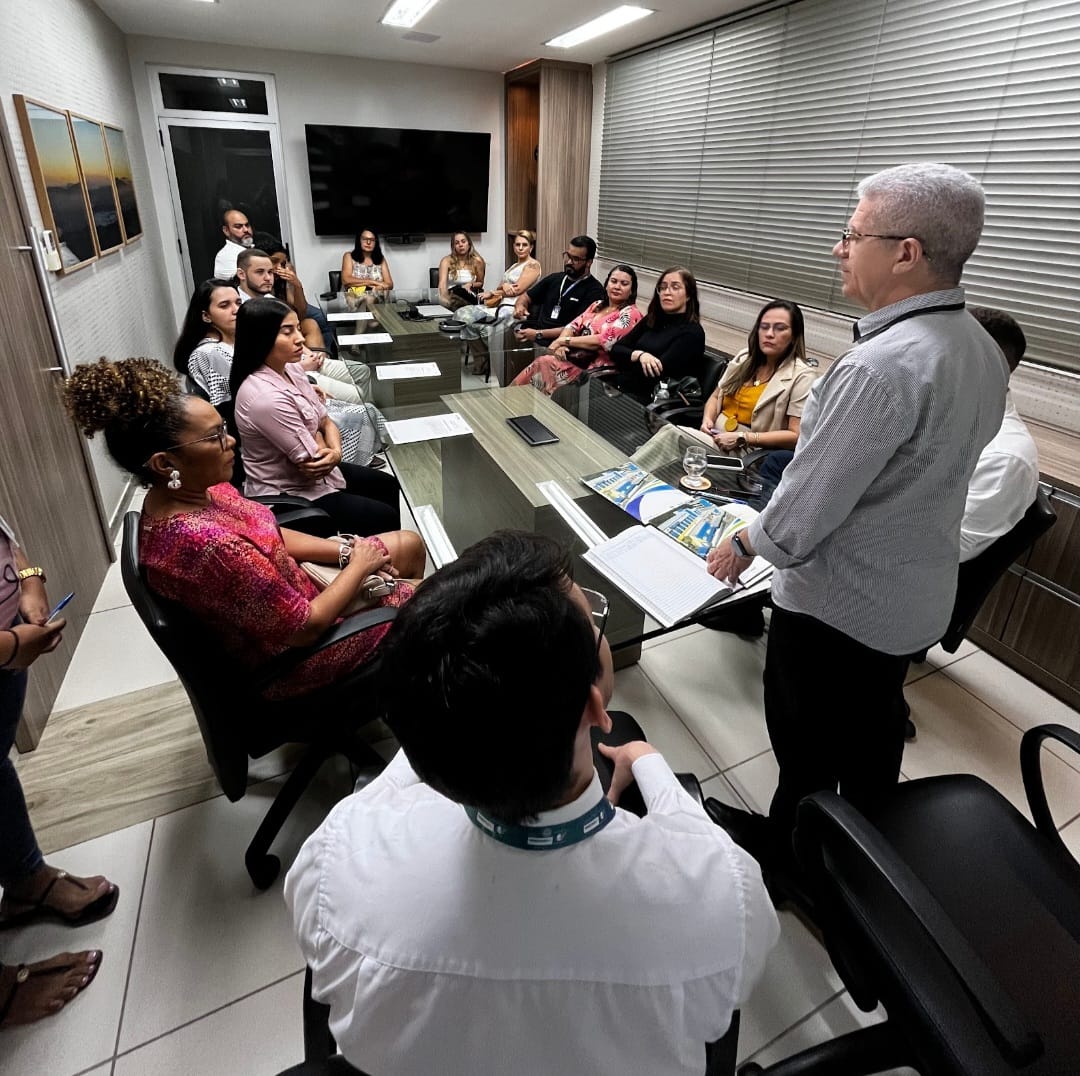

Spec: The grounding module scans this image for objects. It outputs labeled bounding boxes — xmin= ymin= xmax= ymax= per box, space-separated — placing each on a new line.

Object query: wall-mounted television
xmin=305 ymin=124 xmax=490 ymax=237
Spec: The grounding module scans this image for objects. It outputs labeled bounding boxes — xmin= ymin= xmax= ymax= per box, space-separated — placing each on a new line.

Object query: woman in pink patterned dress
xmin=511 ymin=265 xmax=642 ymax=395
xmin=64 ymin=359 xmax=425 ymax=701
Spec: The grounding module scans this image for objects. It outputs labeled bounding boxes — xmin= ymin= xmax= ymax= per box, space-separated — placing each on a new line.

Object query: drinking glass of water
xmin=682 ymin=444 xmax=708 ymax=490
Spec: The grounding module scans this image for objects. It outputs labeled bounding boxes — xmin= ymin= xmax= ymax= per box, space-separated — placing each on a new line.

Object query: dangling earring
xmin=168 ymin=469 xmax=182 ymax=491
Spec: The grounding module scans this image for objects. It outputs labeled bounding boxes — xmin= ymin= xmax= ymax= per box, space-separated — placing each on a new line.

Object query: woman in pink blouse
xmin=231 ymin=298 xmax=400 ymax=537
xmin=63 ymin=358 xmax=425 ymax=701
xmin=511 ymin=265 xmax=642 ymax=395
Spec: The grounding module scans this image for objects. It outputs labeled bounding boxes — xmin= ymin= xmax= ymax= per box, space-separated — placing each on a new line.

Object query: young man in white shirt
xmin=961 ymin=306 xmax=1040 ymax=561
xmin=286 ymin=531 xmax=778 ymax=1076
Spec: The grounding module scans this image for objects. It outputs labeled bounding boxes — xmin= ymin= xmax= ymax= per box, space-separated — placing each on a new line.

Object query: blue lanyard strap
xmin=464 ymin=797 xmax=615 ymax=850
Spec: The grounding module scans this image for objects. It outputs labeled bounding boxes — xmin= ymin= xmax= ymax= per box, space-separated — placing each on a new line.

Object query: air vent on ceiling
xmin=402 ymin=31 xmax=440 ymax=43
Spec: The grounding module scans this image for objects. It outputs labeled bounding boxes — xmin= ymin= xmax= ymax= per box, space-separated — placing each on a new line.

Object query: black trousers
xmin=313 ymin=462 xmax=401 ymax=536
xmin=764 ymin=605 xmax=910 ymax=856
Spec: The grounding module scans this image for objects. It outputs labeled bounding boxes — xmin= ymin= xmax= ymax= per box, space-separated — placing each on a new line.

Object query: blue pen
xmin=47 ymin=592 xmax=74 ymax=623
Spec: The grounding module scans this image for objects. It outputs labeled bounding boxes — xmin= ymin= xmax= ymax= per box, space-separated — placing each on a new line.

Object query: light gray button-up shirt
xmin=747 ymin=288 xmax=1007 ymax=655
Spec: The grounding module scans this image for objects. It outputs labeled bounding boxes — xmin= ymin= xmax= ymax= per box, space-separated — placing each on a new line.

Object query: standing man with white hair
xmin=706 ymin=163 xmax=1008 ymax=898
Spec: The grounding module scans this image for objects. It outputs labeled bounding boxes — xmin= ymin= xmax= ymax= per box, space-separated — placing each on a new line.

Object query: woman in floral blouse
xmin=511 ymin=265 xmax=642 ymax=395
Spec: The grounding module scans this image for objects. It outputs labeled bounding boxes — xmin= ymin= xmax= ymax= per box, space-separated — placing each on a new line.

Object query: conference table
xmin=321 ymin=295 xmax=463 ymax=407
xmin=382 ymin=378 xmax=771 ymax=667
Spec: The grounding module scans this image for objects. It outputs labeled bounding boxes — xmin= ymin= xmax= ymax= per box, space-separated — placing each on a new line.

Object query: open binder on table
xmin=580 ymin=463 xmax=772 ymax=628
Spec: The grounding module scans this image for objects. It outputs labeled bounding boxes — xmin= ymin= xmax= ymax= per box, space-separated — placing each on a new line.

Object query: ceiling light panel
xmin=381 ymin=0 xmax=440 ymax=29
xmin=545 ymin=5 xmax=653 ymax=48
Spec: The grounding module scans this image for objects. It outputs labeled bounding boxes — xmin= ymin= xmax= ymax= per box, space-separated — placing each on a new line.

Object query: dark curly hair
xmin=64 ymin=358 xmax=189 ymax=484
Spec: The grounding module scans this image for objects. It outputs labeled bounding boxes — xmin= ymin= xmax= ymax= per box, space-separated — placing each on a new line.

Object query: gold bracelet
xmin=17 ymin=566 xmax=45 ymax=583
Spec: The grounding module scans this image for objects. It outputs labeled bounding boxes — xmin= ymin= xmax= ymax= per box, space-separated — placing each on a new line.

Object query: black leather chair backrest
xmin=121 ymin=511 xmax=253 ymax=800
xmin=941 ymin=489 xmax=1056 ymax=652
xmin=698 ymin=350 xmax=729 ymax=399
xmin=328 ymin=270 xmax=342 ymax=295
xmin=428 ymin=267 xmax=439 ymax=289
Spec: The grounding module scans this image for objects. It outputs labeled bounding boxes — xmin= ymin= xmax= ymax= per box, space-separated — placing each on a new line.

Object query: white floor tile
xmin=639 ymin=629 xmax=771 ymax=771
xmin=117 ymin=765 xmax=350 ymax=1053
xmin=942 ymin=650 xmax=1080 ymax=770
xmin=113 ymin=972 xmax=304 ymax=1076
xmin=742 ymin=991 xmax=916 ymax=1074
xmin=725 ymin=750 xmax=779 ymax=815
xmin=903 ymin=672 xmax=1080 ymax=826
xmin=52 ymin=606 xmax=177 ymax=713
xmin=1 ymin=820 xmax=152 ymax=1076
xmin=700 ymin=771 xmax=749 ymax=811
xmin=737 ymin=909 xmax=845 ymax=1061
xmin=611 ymin=665 xmax=718 ymax=779
xmin=79 ymin=1066 xmax=112 ymax=1076
xmin=91 ymin=558 xmax=130 ymax=615
xmin=923 ymin=638 xmax=978 ymax=669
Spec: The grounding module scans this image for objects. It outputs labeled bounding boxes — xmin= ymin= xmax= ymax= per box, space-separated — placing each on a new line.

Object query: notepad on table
xmin=326 ymin=311 xmax=375 ymax=322
xmin=338 ymin=332 xmax=393 ymax=345
xmin=376 ymin=362 xmax=441 ymax=380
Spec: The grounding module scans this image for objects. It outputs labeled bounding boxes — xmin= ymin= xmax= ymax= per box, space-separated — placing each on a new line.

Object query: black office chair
xmin=121 ymin=511 xmax=395 ymax=889
xmin=938 ymin=488 xmax=1056 ymax=654
xmin=648 ymin=349 xmax=731 ymax=429
xmin=321 ymin=270 xmax=342 ymax=300
xmin=740 ymin=723 xmax=1080 ymax=1075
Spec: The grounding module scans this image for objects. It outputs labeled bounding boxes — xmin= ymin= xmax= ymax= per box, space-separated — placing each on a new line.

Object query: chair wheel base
xmin=247 ymin=852 xmax=281 ymax=890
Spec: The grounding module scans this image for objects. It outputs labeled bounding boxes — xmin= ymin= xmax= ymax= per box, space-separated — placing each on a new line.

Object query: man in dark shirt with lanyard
xmin=513 ymin=234 xmax=606 ymax=346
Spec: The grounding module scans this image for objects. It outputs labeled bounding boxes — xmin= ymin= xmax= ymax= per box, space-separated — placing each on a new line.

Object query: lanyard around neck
xmin=464 ymin=796 xmax=615 ymax=851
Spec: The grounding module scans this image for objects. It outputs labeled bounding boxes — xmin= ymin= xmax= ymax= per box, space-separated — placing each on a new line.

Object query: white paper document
xmin=415 ymin=304 xmax=453 ymax=318
xmin=376 ymin=362 xmax=441 ymax=380
xmin=338 ymin=332 xmax=393 ymax=345
xmin=385 ymin=414 xmax=474 ymax=445
xmin=326 ymin=311 xmax=375 ymax=322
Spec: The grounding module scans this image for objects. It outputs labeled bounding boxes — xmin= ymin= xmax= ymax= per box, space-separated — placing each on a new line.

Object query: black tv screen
xmin=305 ymin=124 xmax=490 ymax=237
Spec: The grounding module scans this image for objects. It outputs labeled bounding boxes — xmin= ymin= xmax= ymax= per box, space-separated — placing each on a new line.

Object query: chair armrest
xmin=1021 ymin=723 xmax=1080 ymax=853
xmin=795 ymin=792 xmax=1042 ymax=1067
xmin=252 ymin=606 xmax=399 ymax=690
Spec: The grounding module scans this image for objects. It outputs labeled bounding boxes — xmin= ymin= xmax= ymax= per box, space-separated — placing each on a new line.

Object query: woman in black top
xmin=610 ymin=267 xmax=706 ymax=401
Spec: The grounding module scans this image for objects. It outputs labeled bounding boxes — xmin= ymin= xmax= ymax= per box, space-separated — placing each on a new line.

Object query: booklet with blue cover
xmin=580 ymin=461 xmax=691 ymax=523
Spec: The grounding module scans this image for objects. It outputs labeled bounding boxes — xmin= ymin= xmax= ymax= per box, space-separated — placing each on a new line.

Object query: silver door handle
xmin=44 ymin=366 xmax=64 ymax=372
xmin=14 ymin=245 xmax=32 ymax=251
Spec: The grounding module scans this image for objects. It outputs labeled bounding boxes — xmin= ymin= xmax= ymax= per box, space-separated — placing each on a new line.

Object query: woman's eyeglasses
xmin=157 ymin=423 xmax=230 ymax=456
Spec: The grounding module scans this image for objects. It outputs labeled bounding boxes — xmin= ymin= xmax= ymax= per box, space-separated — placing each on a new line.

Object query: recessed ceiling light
xmin=216 ymin=77 xmax=240 ymax=87
xmin=380 ymin=0 xmax=440 ymax=29
xmin=228 ymin=98 xmax=247 ymax=109
xmin=545 ymin=5 xmax=653 ymax=48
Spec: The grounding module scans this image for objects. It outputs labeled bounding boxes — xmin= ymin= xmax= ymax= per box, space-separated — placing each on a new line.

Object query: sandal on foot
xmin=0 ymin=951 xmax=101 ymax=1029
xmin=0 ymin=870 xmax=119 ymax=931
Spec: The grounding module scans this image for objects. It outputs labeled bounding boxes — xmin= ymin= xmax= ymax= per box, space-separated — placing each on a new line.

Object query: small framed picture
xmin=102 ymin=124 xmax=143 ymax=244
xmin=69 ymin=112 xmax=124 ymax=256
xmin=13 ymin=94 xmax=98 ymax=273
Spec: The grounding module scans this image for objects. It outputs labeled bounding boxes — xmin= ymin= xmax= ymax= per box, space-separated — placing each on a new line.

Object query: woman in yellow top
xmin=701 ymin=299 xmax=816 ymax=452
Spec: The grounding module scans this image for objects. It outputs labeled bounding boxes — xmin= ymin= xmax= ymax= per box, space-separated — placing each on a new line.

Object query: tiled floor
xmin=7 ymin=486 xmax=1080 ymax=1074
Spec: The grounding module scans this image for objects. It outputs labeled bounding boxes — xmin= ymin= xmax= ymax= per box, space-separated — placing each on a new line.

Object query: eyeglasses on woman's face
xmin=160 ymin=423 xmax=230 ymax=455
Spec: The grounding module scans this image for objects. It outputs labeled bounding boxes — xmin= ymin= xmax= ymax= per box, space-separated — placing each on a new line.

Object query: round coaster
xmin=680 ymin=475 xmax=712 ymax=491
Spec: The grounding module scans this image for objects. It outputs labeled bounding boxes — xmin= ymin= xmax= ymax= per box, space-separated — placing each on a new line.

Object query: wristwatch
xmin=731 ymin=532 xmax=751 ymax=558
xmin=736 ymin=432 xmax=748 ymax=449
xmin=17 ymin=566 xmax=46 ymax=583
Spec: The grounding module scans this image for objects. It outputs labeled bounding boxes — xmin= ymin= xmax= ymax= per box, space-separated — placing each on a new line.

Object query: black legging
xmin=312 ymin=461 xmax=401 ymax=536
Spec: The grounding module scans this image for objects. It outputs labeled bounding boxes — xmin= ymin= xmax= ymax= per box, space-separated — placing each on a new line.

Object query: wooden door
xmin=0 ymin=117 xmax=111 ymax=750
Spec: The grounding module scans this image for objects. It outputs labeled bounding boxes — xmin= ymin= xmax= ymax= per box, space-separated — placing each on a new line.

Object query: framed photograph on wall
xmin=13 ymin=94 xmax=97 ymax=273
xmin=68 ymin=112 xmax=124 ymax=256
xmin=102 ymin=124 xmax=142 ymax=244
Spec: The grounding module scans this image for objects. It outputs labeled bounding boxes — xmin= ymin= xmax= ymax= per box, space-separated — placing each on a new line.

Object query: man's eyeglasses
xmin=839 ymin=227 xmax=928 ymax=257
xmin=580 ymin=586 xmax=609 ymax=659
xmin=562 ymin=251 xmax=589 ymax=265
xmin=156 ymin=423 xmax=230 ymax=457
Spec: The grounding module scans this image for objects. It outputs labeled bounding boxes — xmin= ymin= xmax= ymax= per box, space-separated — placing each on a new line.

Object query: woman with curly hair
xmin=437 ymin=231 xmax=486 ymax=311
xmin=63 ymin=358 xmax=424 ymax=701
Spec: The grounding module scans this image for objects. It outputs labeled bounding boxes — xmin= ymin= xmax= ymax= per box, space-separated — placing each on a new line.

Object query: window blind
xmin=597 ymin=0 xmax=1080 ymax=372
